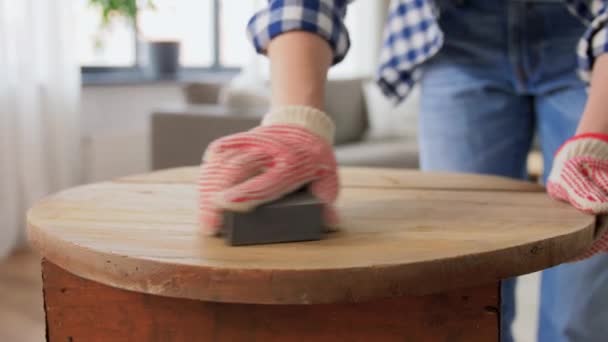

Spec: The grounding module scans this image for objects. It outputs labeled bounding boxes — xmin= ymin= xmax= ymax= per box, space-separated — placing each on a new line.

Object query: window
xmin=139 ymin=0 xmax=215 ymax=67
xmin=78 ymin=0 xmax=383 ymax=80
xmin=219 ymin=1 xmax=264 ymax=67
xmin=78 ymin=0 xmax=265 ymax=75
xmin=77 ymin=1 xmax=137 ymax=67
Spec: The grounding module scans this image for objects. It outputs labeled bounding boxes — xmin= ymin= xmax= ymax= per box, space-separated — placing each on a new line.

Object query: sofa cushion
xmin=184 ymin=78 xmax=368 ymax=145
xmin=324 ymin=78 xmax=368 ymax=145
xmin=151 ymin=112 xmax=260 ymax=170
xmin=184 ymin=83 xmax=222 ymax=104
xmin=335 ymin=138 xmax=419 ymax=169
xmin=363 ymin=81 xmax=419 ymax=140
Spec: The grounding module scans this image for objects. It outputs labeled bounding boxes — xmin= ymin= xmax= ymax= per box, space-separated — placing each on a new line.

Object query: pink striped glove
xmin=198 ymin=106 xmax=339 ymax=235
xmin=547 ymin=133 xmax=608 ymax=258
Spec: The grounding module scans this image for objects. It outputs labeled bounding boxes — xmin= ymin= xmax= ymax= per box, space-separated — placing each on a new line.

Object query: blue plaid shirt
xmin=247 ymin=0 xmax=608 ymax=103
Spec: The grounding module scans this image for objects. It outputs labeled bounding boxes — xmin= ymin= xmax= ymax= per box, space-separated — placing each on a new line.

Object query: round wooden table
xmin=28 ymin=167 xmax=596 ymax=341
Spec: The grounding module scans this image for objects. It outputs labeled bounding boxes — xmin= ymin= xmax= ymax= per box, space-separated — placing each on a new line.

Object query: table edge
xmin=27 ymin=212 xmax=595 ymax=304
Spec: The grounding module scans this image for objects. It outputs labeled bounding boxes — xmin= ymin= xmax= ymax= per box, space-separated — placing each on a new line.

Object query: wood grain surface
xmin=28 ymin=167 xmax=596 ymax=304
xmin=119 ymin=166 xmax=545 ymax=191
xmin=43 ymin=260 xmax=499 ymax=342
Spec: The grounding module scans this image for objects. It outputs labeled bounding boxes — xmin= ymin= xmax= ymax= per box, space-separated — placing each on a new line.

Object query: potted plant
xmin=88 ymin=0 xmax=181 ymax=78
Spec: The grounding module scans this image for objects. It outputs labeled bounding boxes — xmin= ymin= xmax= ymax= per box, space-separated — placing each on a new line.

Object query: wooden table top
xmin=27 ymin=167 xmax=596 ymax=304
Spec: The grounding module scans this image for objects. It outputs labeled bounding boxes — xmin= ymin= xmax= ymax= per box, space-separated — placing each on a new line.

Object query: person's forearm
xmin=267 ymin=31 xmax=332 ymax=110
xmin=577 ymin=54 xmax=608 ymax=134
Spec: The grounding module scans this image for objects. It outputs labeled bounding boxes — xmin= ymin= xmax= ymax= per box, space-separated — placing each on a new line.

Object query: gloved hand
xmin=198 ymin=106 xmax=339 ymax=235
xmin=547 ymin=133 xmax=608 ymax=258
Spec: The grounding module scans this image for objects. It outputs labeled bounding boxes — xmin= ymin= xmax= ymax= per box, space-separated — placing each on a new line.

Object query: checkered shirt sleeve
xmin=247 ymin=0 xmax=352 ymax=65
xmin=566 ymin=0 xmax=608 ymax=81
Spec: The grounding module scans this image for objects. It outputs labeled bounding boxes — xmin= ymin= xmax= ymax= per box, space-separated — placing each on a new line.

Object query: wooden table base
xmin=42 ymin=260 xmax=500 ymax=342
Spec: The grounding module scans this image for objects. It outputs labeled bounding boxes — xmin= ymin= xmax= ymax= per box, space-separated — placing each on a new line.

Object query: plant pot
xmin=147 ymin=41 xmax=180 ymax=79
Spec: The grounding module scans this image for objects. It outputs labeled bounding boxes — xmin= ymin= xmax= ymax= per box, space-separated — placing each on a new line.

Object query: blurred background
xmin=0 ymin=0 xmax=541 ymax=341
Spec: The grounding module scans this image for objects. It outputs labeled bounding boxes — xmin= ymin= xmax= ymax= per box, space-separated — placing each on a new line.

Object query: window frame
xmin=81 ymin=0 xmax=240 ymax=84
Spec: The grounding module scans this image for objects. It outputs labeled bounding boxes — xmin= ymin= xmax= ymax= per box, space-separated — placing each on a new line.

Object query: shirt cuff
xmin=577 ymin=7 xmax=608 ymax=80
xmin=247 ymin=0 xmax=351 ymax=65
xmin=261 ymin=105 xmax=335 ymax=144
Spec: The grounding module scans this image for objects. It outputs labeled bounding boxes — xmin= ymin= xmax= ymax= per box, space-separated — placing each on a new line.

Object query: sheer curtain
xmin=0 ymin=0 xmax=81 ymax=258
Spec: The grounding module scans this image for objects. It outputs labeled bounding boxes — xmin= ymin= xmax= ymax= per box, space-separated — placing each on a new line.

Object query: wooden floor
xmin=0 ymin=249 xmax=45 ymax=342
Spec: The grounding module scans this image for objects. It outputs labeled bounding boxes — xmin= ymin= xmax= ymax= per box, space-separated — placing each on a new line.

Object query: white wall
xmin=81 ymin=84 xmax=184 ymax=182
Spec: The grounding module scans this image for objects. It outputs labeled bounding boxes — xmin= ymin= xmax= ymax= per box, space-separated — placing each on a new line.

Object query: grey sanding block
xmin=221 ymin=189 xmax=324 ymax=246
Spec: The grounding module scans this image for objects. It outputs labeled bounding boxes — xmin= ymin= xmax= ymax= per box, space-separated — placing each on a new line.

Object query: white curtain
xmin=0 ymin=0 xmax=81 ymax=258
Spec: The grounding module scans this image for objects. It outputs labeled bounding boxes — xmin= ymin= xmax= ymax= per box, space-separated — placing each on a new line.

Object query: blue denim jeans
xmin=419 ymin=1 xmax=608 ymax=341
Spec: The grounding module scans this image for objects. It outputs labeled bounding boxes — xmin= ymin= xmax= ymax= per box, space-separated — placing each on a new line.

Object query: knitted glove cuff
xmin=549 ymin=133 xmax=608 ymax=182
xmin=261 ymin=105 xmax=335 ymax=144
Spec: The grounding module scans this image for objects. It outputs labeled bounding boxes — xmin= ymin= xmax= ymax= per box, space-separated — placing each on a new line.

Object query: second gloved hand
xmin=198 ymin=106 xmax=339 ymax=235
xmin=547 ymin=133 xmax=608 ymax=258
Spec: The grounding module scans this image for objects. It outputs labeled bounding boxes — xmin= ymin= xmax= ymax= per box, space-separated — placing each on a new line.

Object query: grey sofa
xmin=151 ymin=78 xmax=419 ymax=170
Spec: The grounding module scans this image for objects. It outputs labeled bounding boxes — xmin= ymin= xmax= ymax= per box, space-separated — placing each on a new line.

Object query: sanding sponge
xmin=221 ymin=190 xmax=324 ymax=246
